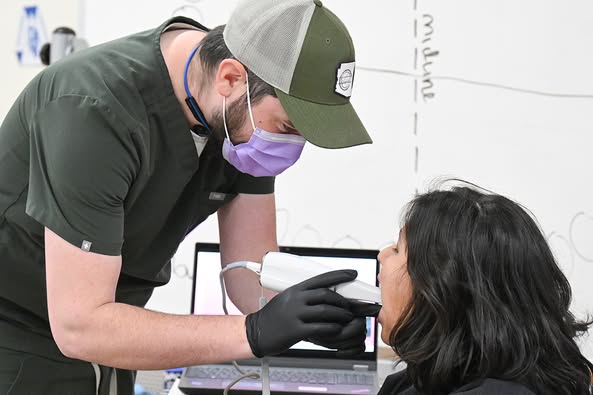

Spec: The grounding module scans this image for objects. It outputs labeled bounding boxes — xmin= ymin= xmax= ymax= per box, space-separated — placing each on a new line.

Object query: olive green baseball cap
xmin=223 ymin=0 xmax=372 ymax=149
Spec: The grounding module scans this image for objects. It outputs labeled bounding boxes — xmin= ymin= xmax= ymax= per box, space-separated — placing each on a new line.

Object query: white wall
xmin=0 ymin=0 xmax=80 ymax=120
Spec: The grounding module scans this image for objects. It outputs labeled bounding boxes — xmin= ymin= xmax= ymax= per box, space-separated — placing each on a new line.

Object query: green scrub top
xmin=0 ymin=16 xmax=274 ymax=357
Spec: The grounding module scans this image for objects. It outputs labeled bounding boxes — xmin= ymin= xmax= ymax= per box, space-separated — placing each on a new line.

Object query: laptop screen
xmin=190 ymin=243 xmax=379 ymax=361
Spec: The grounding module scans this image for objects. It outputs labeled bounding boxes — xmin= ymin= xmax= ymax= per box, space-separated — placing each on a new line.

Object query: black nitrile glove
xmin=245 ymin=269 xmax=358 ymax=358
xmin=307 ymin=300 xmax=382 ymax=356
xmin=349 ymin=300 xmax=382 ymax=318
xmin=305 ymin=315 xmax=367 ymax=357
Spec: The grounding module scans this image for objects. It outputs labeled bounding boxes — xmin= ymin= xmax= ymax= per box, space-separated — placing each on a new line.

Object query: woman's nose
xmin=377 ymin=247 xmax=389 ymax=264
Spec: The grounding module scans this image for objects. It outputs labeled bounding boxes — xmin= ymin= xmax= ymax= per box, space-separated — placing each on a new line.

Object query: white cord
xmin=220 ymin=261 xmax=261 ymax=315
xmin=261 ymin=358 xmax=271 ymax=395
xmin=222 ymin=261 xmax=262 ymax=274
xmin=219 ymin=261 xmax=264 ymax=395
xmin=223 ymin=372 xmax=260 ymax=395
xmin=258 ymin=295 xmax=271 ymax=395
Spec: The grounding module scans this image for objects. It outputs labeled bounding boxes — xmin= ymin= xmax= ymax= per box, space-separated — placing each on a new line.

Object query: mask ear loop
xmin=223 ymin=69 xmax=256 ymax=143
xmin=222 ymin=95 xmax=231 ymax=141
xmin=245 ymin=72 xmax=257 ymax=131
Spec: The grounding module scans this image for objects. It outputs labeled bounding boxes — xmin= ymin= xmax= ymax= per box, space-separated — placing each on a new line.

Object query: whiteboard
xmin=83 ymin=0 xmax=593 ymax=356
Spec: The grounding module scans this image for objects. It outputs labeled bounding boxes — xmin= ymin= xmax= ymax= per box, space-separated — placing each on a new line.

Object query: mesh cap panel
xmin=224 ymin=0 xmax=315 ymax=93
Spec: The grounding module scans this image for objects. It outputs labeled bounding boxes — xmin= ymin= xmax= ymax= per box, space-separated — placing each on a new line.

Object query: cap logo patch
xmin=335 ymin=62 xmax=355 ymax=98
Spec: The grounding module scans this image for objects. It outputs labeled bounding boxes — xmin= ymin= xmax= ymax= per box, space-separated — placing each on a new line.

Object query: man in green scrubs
xmin=0 ymin=0 xmax=372 ymax=393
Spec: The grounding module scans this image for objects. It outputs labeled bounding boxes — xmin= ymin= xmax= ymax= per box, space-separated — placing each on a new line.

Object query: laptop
xmin=178 ymin=243 xmax=380 ymax=395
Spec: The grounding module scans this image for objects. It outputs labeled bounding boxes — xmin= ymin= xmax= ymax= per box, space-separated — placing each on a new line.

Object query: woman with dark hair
xmin=377 ymin=182 xmax=592 ymax=395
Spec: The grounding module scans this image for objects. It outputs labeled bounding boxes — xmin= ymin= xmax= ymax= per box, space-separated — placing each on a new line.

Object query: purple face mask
xmin=223 ymin=126 xmax=306 ymax=177
xmin=221 ymin=75 xmax=306 ymax=177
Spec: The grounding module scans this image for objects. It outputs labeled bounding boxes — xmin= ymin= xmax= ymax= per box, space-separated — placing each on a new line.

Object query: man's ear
xmin=215 ymin=59 xmax=247 ymax=100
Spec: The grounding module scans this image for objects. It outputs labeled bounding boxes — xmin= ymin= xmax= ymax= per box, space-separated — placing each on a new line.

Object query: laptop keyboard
xmin=185 ymin=365 xmax=376 ymax=386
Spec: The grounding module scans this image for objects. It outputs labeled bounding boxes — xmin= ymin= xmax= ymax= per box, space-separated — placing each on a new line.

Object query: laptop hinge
xmin=353 ymin=364 xmax=370 ymax=371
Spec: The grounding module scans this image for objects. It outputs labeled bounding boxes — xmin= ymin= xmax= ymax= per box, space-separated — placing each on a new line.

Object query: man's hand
xmin=305 ymin=316 xmax=367 ymax=357
xmin=245 ymin=269 xmax=365 ymax=358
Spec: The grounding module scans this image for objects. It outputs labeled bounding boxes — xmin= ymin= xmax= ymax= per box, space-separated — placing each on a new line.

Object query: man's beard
xmin=207 ymin=94 xmax=249 ymax=144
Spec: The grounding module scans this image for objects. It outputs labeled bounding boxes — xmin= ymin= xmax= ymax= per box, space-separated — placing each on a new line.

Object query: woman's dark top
xmin=378 ymin=370 xmax=536 ymax=394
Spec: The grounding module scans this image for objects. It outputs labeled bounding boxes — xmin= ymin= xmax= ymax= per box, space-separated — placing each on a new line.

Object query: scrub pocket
xmin=0 ymin=348 xmax=24 ymax=394
xmin=1 ymin=350 xmax=95 ymax=395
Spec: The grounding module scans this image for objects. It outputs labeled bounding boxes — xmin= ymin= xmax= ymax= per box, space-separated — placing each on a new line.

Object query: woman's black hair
xmin=197 ymin=25 xmax=276 ymax=105
xmin=389 ymin=180 xmax=592 ymax=394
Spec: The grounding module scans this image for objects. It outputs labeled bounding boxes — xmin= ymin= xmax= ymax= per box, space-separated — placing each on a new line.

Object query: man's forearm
xmin=217 ymin=192 xmax=279 ymax=314
xmin=58 ymin=302 xmax=254 ymax=370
